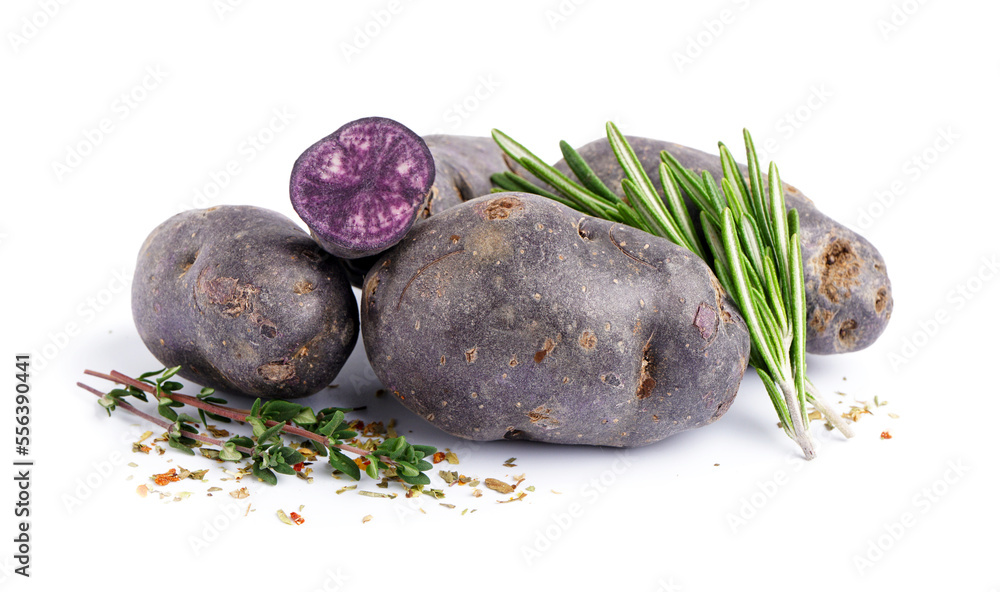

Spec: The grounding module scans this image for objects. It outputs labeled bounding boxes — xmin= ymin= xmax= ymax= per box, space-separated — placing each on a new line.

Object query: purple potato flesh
xmin=132 ymin=206 xmax=359 ymax=400
xmin=290 ymin=116 xmax=435 ymax=259
xmin=361 ymin=193 xmax=750 ymax=447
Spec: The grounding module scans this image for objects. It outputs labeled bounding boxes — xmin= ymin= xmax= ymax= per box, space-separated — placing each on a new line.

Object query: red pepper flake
xmin=432 ymin=451 xmax=446 ymax=464
xmin=152 ymin=468 xmax=181 ymax=486
xmin=289 ymin=511 xmax=305 ymax=525
xmin=293 ymin=462 xmax=305 ymax=473
xmin=880 ymin=431 xmax=893 ymax=440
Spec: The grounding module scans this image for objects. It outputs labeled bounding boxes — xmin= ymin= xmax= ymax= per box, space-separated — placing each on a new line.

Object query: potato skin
xmin=421 ymin=135 xmax=509 ymax=214
xmin=544 ymin=136 xmax=893 ymax=354
xmin=361 ymin=193 xmax=750 ymax=447
xmin=132 ymin=206 xmax=359 ymax=399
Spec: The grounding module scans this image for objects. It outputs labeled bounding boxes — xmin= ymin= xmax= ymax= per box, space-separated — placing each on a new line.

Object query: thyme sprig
xmin=491 ymin=124 xmax=852 ymax=458
xmin=79 ymin=367 xmax=436 ymax=486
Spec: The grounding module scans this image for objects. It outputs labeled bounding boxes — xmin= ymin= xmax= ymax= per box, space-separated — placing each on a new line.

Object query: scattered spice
xmin=152 ymin=468 xmax=181 ymax=486
xmin=358 ymin=490 xmax=396 ymax=499
xmin=230 ymin=487 xmax=249 ymax=499
xmin=289 ymin=511 xmax=305 ymax=525
xmin=206 ymin=425 xmax=230 ymax=438
xmin=880 ymin=431 xmax=893 ymax=440
xmin=498 ymin=492 xmax=528 ymax=504
xmin=362 ymin=515 xmax=373 ymax=524
xmin=502 ymin=457 xmax=517 ymax=467
xmin=336 ymin=484 xmax=357 ymax=495
xmin=177 ymin=466 xmax=209 ymax=481
xmin=842 ymin=403 xmax=873 ymax=423
xmin=136 ymin=484 xmax=149 ymax=498
xmin=432 ymin=451 xmax=447 ymax=464
xmin=484 ymin=478 xmax=515 ymax=494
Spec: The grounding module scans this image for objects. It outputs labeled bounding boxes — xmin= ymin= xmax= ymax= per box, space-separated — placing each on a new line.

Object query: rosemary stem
xmin=806 ymin=382 xmax=855 ymax=439
xmin=778 ymin=378 xmax=815 ymax=460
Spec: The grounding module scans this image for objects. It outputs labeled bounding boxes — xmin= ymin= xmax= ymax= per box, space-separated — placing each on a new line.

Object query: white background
xmin=2 ymin=1 xmax=998 ymax=590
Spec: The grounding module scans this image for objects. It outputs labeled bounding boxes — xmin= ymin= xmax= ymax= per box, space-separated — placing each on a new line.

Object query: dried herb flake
xmin=484 ymin=478 xmax=515 ymax=494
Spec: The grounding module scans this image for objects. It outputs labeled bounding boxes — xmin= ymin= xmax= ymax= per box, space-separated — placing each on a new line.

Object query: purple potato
xmin=361 ymin=193 xmax=750 ymax=447
xmin=420 ymin=134 xmax=510 ymax=215
xmin=289 ymin=116 xmax=435 ymax=259
xmin=132 ymin=205 xmax=359 ymax=399
xmin=534 ymin=136 xmax=894 ymax=355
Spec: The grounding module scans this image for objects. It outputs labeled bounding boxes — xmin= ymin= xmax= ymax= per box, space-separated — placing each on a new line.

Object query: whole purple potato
xmin=420 ymin=134 xmax=510 ymax=215
xmin=132 ymin=205 xmax=359 ymax=399
xmin=361 ymin=193 xmax=750 ymax=447
xmin=542 ymin=136 xmax=893 ymax=355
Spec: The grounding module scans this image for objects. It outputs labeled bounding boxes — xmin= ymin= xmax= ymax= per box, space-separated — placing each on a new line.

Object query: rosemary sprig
xmin=79 ymin=367 xmax=437 ymax=486
xmin=491 ymin=123 xmax=853 ymax=458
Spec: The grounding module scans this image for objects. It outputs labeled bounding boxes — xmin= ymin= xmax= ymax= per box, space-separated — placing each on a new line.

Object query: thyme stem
xmin=85 ymin=369 xmax=395 ymax=466
xmin=76 ymin=381 xmax=254 ymax=455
